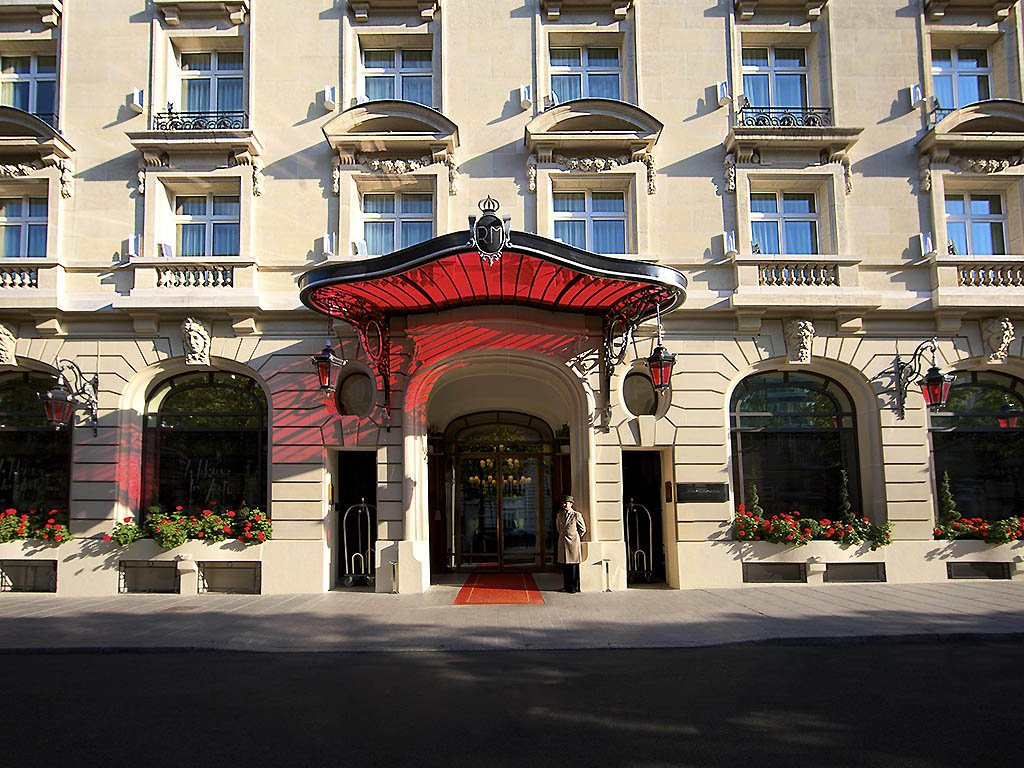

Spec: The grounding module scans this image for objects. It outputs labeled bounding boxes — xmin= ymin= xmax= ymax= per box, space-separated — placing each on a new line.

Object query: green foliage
xmin=937 ymin=472 xmax=960 ymax=524
xmin=106 ymin=517 xmax=144 ymax=546
xmin=104 ymin=503 xmax=273 ymax=549
xmin=837 ymin=470 xmax=853 ymax=521
xmin=748 ymin=484 xmax=764 ymax=517
xmin=0 ymin=507 xmax=73 ymax=544
xmin=934 ymin=516 xmax=1024 ymax=544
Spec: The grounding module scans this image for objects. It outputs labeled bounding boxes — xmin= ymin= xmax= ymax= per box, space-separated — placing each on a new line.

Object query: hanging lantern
xmin=918 ymin=365 xmax=952 ymax=411
xmin=311 ymin=341 xmax=344 ymax=393
xmin=646 ymin=344 xmax=676 ymax=390
xmin=40 ymin=382 xmax=76 ymax=428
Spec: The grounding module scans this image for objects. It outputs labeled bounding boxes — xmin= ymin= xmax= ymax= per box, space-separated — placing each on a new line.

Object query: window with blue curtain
xmin=550 ymin=46 xmax=620 ymax=103
xmin=0 ymin=196 xmax=47 ymax=258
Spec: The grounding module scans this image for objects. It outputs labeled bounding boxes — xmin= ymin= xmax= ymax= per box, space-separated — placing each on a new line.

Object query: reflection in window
xmin=932 ymin=48 xmax=989 ymax=114
xmin=730 ymin=371 xmax=860 ymax=518
xmin=0 ymin=371 xmax=69 ymax=510
xmin=930 ymin=371 xmax=1024 ymax=519
xmin=142 ymin=371 xmax=268 ymax=517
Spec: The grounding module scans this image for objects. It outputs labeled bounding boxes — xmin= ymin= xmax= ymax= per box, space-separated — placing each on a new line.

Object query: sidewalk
xmin=1 ymin=577 xmax=1022 ymax=653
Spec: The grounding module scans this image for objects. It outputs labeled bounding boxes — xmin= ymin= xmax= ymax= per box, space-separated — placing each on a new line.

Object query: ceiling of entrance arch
xmin=298 ymin=231 xmax=687 ymax=329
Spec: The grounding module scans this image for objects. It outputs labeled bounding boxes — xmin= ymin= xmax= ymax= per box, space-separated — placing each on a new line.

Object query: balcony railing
xmin=154 ymin=110 xmax=249 ymax=130
xmin=156 ymin=263 xmax=235 ymax=288
xmin=957 ymin=263 xmax=1024 ymax=287
xmin=758 ymin=262 xmax=840 ymax=287
xmin=737 ymin=106 xmax=834 ymax=128
xmin=930 ymin=106 xmax=955 ymax=124
xmin=0 ymin=265 xmax=38 ymax=289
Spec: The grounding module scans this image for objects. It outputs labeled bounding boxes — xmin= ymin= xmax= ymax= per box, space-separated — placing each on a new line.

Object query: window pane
xmin=970 ymin=221 xmax=1005 ymax=255
xmin=181 ymin=53 xmax=212 ymax=72
xmin=401 ymin=221 xmax=433 ymax=248
xmin=593 ymin=220 xmax=626 ymax=254
xmin=742 ymin=48 xmax=769 ymax=67
xmin=944 ymin=194 xmax=965 ymax=215
xmin=363 ymin=50 xmax=395 ymax=69
xmin=782 ymin=193 xmax=815 ymax=214
xmin=553 ymin=220 xmax=586 ymax=249
xmin=1 ymin=56 xmax=29 ymax=74
xmin=401 ymin=194 xmax=434 ymax=214
xmin=592 ymin=191 xmax=625 ymax=213
xmin=0 ymin=198 xmax=23 ymax=218
xmin=184 ymin=78 xmax=211 ymax=111
xmin=34 ymin=80 xmax=55 ymax=116
xmin=364 ymin=221 xmax=394 ymax=255
xmin=751 ymin=221 xmax=780 ymax=254
xmin=775 ymin=48 xmax=806 ymax=68
xmin=27 ymin=224 xmax=46 ymax=257
xmin=742 ymin=74 xmax=770 ymax=108
xmin=970 ymin=194 xmax=1001 ymax=216
xmin=176 ymin=196 xmax=207 ymax=216
xmin=775 ymin=74 xmax=807 ymax=108
xmin=177 ymin=223 xmax=206 ymax=257
xmin=957 ymin=74 xmax=989 ymax=105
xmin=933 ymin=74 xmax=955 ymax=111
xmin=212 ymin=223 xmax=239 ymax=256
xmin=551 ymin=74 xmax=582 ymax=103
xmin=363 ymin=194 xmax=395 ymax=214
xmin=784 ymin=221 xmax=818 ymax=254
xmin=587 ymin=48 xmax=619 ymax=67
xmin=750 ymin=193 xmax=777 ymax=214
xmin=36 ymin=55 xmax=56 ymax=74
xmin=0 ymin=225 xmax=21 ymax=257
xmin=28 ymin=197 xmax=47 ymax=217
xmin=957 ymin=49 xmax=988 ymax=69
xmin=218 ymin=52 xmax=244 ymax=71
xmin=946 ymin=221 xmax=968 ymax=256
xmin=931 ymin=48 xmax=952 ymax=68
xmin=2 ymin=81 xmax=30 ymax=111
xmin=550 ymin=48 xmax=582 ymax=68
xmin=553 ymin=192 xmax=585 ymax=212
xmin=213 ymin=196 xmax=240 ymax=217
xmin=365 ymin=76 xmax=395 ymax=101
xmin=401 ymin=50 xmax=432 ymax=69
xmin=587 ymin=73 xmax=620 ymax=99
xmin=216 ymin=78 xmax=244 ymax=111
xmin=401 ymin=74 xmax=432 ymax=106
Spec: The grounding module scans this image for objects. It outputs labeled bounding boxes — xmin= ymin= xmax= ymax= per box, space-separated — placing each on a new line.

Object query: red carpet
xmin=453 ymin=573 xmax=544 ymax=605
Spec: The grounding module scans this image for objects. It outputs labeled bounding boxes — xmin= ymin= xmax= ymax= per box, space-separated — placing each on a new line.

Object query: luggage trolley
xmin=341 ymin=498 xmax=376 ymax=587
xmin=624 ymin=499 xmax=654 ymax=584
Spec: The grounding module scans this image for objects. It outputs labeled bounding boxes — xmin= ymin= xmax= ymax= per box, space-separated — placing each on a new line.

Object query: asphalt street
xmin=12 ymin=637 xmax=1022 ymax=767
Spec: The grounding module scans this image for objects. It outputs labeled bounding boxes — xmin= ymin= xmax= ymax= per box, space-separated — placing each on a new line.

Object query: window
xmin=142 ymin=371 xmax=268 ymax=517
xmin=945 ymin=193 xmax=1005 ymax=256
xmin=731 ymin=371 xmax=860 ymax=519
xmin=553 ymin=190 xmax=627 ymax=254
xmin=550 ymin=47 xmax=621 ymax=103
xmin=0 ymin=196 xmax=47 ymax=258
xmin=179 ymin=51 xmax=244 ymax=114
xmin=930 ymin=371 xmax=1024 ymax=520
xmin=363 ymin=49 xmax=432 ymax=107
xmin=0 ymin=371 xmax=70 ymax=512
xmin=175 ymin=194 xmax=240 ymax=257
xmin=742 ymin=47 xmax=807 ymax=109
xmin=0 ymin=54 xmax=56 ymax=126
xmin=932 ymin=48 xmax=989 ymax=117
xmin=750 ymin=192 xmax=818 ymax=255
xmin=362 ymin=192 xmax=433 ymax=255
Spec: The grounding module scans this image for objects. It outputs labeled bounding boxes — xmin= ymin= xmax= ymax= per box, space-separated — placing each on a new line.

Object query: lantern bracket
xmin=48 ymin=359 xmax=99 ymax=436
xmin=892 ymin=337 xmax=951 ymax=421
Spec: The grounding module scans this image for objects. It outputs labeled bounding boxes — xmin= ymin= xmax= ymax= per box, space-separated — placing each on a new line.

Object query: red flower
xmin=254 ymin=515 xmax=262 ymax=522
xmin=227 ymin=511 xmax=236 ymax=518
xmin=197 ymin=531 xmax=205 ymax=538
xmin=175 ymin=505 xmax=183 ymax=511
xmin=257 ymin=532 xmax=265 ymax=542
xmin=123 ymin=517 xmax=133 ymax=523
xmin=786 ymin=534 xmax=794 ymax=541
xmin=47 ymin=518 xmax=55 ymax=524
xmin=203 ymin=510 xmax=212 ymax=517
xmin=55 ymin=535 xmax=63 ymax=541
xmin=237 ymin=536 xmax=244 ymax=542
xmin=222 ymin=525 xmax=231 ymax=533
xmin=103 ymin=534 xmax=112 ymax=542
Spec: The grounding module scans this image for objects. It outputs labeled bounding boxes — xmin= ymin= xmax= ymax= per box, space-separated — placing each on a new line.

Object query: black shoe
xmin=558 ymin=587 xmax=570 ymax=593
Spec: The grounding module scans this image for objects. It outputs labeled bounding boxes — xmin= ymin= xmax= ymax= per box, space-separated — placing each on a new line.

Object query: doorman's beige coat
xmin=556 ymin=506 xmax=587 ymax=564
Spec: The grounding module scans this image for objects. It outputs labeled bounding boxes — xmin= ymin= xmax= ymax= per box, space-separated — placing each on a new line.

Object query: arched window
xmin=142 ymin=371 xmax=268 ymax=516
xmin=930 ymin=370 xmax=1024 ymax=519
xmin=0 ymin=371 xmax=70 ymax=511
xmin=730 ymin=371 xmax=860 ymax=518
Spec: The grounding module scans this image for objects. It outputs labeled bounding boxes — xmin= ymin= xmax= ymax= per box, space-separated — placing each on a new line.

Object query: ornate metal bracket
xmin=54 ymin=359 xmax=100 ymax=436
xmin=892 ymin=337 xmax=950 ymax=421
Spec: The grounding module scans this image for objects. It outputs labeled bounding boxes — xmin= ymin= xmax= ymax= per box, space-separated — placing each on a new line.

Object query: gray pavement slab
xmin=1 ymin=579 xmax=1022 ymax=653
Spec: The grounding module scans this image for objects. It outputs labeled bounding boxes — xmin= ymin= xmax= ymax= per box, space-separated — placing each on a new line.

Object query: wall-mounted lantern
xmin=40 ymin=359 xmax=99 ymax=435
xmin=892 ymin=338 xmax=953 ymax=420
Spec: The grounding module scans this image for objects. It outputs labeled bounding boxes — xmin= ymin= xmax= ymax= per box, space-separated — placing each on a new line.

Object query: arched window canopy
xmin=918 ymin=99 xmax=1024 ymax=157
xmin=0 ymin=105 xmax=74 ymax=162
xmin=323 ymin=99 xmax=459 ymax=159
xmin=525 ymin=98 xmax=662 ymax=156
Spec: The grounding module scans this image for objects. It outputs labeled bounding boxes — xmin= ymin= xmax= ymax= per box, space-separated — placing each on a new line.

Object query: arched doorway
xmin=431 ymin=411 xmax=569 ymax=573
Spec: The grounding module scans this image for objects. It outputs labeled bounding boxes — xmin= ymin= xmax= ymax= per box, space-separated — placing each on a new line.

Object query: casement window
xmin=750 ymin=192 xmax=818 ymax=255
xmin=549 ymin=47 xmax=621 ymax=103
xmin=362 ymin=192 xmax=434 ymax=255
xmin=932 ymin=48 xmax=989 ymax=116
xmin=179 ymin=51 xmax=244 ymax=114
xmin=174 ymin=194 xmax=240 ymax=257
xmin=742 ymin=47 xmax=808 ymax=109
xmin=363 ymin=49 xmax=433 ymax=107
xmin=0 ymin=54 xmax=56 ymax=126
xmin=553 ymin=190 xmax=627 ymax=255
xmin=0 ymin=195 xmax=47 ymax=258
xmin=945 ymin=193 xmax=1005 ymax=256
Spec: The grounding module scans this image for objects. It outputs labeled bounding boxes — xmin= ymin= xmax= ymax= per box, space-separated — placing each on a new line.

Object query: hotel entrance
xmin=431 ymin=411 xmax=569 ymax=573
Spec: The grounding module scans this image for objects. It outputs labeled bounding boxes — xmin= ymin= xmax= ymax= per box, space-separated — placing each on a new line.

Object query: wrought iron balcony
xmin=929 ymin=106 xmax=956 ymax=124
xmin=154 ymin=110 xmax=249 ymax=130
xmin=737 ymin=106 xmax=833 ymax=128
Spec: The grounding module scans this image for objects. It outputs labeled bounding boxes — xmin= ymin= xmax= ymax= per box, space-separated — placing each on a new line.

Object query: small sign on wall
xmin=676 ymin=483 xmax=730 ymax=503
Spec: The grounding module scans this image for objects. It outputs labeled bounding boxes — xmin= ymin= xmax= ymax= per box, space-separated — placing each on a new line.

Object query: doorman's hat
xmin=564 ymin=495 xmax=575 ymax=503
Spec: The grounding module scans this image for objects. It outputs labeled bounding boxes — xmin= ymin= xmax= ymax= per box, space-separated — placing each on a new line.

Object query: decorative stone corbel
xmin=181 ymin=317 xmax=211 ymax=366
xmin=41 ymin=157 xmax=73 ymax=199
xmin=984 ymin=317 xmax=1015 ymax=363
xmin=160 ymin=6 xmax=180 ymax=25
xmin=827 ymin=151 xmax=852 ymax=194
xmin=724 ymin=153 xmax=736 ymax=194
xmin=919 ymin=156 xmax=932 ymax=193
xmin=332 ymin=156 xmax=342 ymax=196
xmin=441 ymin=152 xmax=458 ymax=196
xmin=784 ymin=319 xmax=815 ymax=364
xmin=0 ymin=323 xmax=17 ymax=366
xmin=527 ymin=154 xmax=538 ymax=194
xmin=229 ymin=150 xmax=264 ymax=197
xmin=634 ymin=151 xmax=656 ymax=195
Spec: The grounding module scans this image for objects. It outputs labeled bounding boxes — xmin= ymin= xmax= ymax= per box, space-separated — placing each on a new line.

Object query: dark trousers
xmin=562 ymin=563 xmax=580 ymax=593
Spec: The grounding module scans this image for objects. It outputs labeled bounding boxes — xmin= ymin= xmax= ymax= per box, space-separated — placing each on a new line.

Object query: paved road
xmin=8 ymin=640 xmax=1021 ymax=768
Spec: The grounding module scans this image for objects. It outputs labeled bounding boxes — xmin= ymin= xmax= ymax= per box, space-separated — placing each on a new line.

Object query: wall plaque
xmin=676 ymin=483 xmax=729 ymax=503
